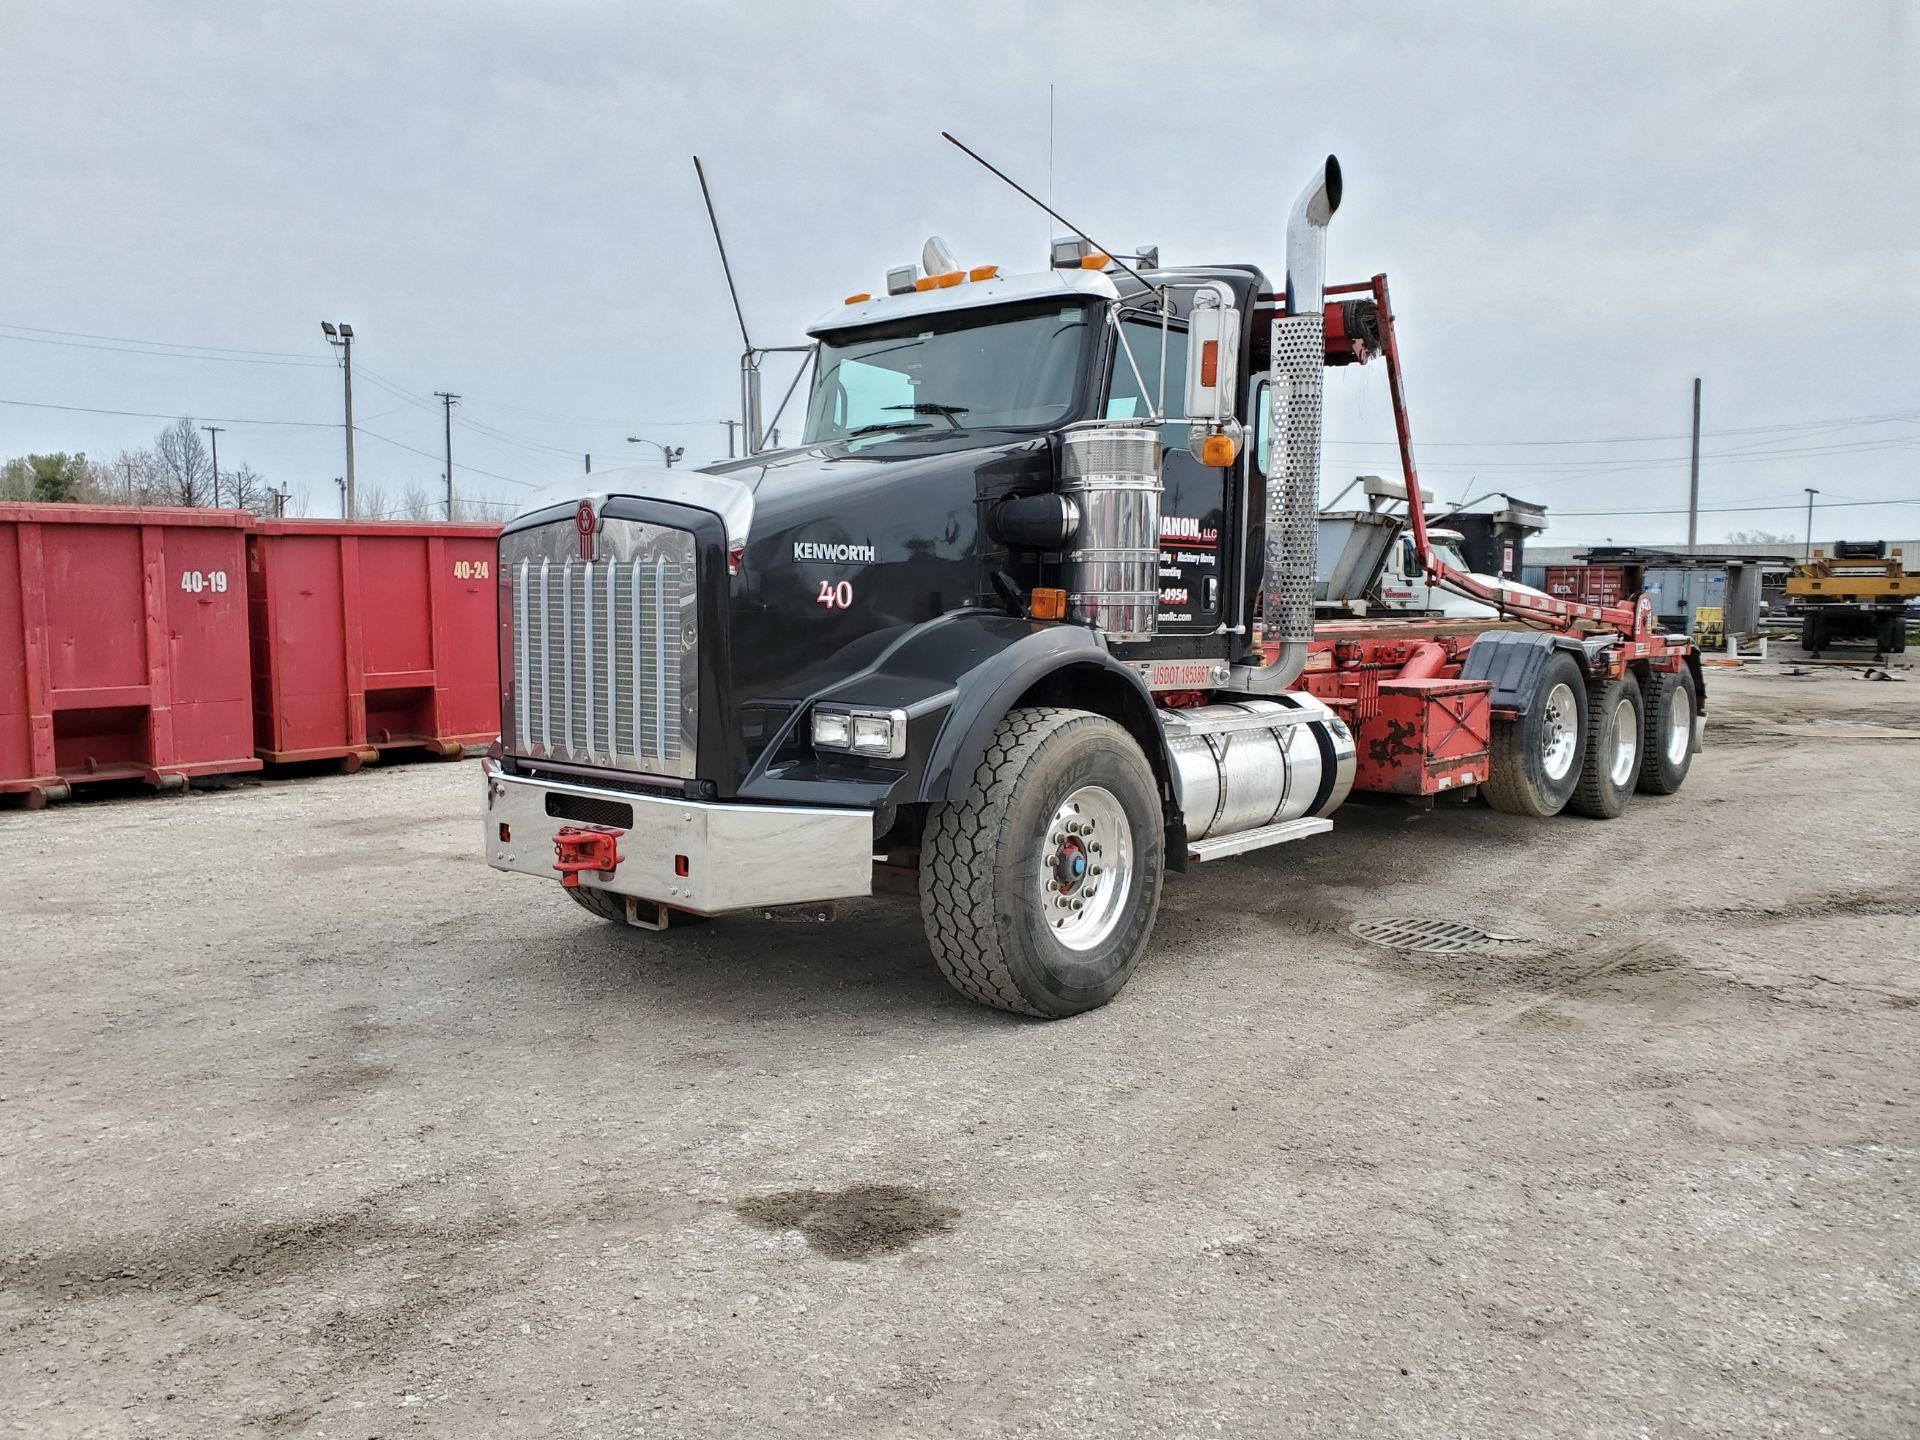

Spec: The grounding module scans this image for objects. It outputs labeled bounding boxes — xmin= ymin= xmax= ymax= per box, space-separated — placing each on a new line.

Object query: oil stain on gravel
xmin=735 ymin=1183 xmax=959 ymax=1259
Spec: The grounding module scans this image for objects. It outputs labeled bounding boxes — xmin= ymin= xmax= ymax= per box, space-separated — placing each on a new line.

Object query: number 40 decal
xmin=816 ymin=579 xmax=854 ymax=610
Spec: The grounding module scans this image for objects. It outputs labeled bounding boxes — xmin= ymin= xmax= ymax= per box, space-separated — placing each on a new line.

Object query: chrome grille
xmin=502 ymin=517 xmax=698 ymax=778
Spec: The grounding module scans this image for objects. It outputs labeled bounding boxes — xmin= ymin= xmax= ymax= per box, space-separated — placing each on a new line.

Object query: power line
xmin=0 ymin=331 xmax=329 ymax=367
xmin=1324 ymin=410 xmax=1919 ymax=449
xmin=1553 ymin=495 xmax=1920 ymax=518
xmin=356 ymin=427 xmax=535 ymax=488
xmin=0 ymin=321 xmax=325 ymax=360
xmin=0 ymin=396 xmax=338 ymax=427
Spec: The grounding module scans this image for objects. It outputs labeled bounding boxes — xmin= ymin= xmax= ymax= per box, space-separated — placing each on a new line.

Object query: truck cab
xmin=1376 ymin=528 xmax=1555 ymax=619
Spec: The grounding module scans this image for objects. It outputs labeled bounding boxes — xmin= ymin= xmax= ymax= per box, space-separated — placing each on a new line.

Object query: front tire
xmin=920 ymin=707 xmax=1164 ymax=1018
xmin=1484 ymin=651 xmax=1587 ymax=818
xmin=1568 ymin=673 xmax=1644 ymax=819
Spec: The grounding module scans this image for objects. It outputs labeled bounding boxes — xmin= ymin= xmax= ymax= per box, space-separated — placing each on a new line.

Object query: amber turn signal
xmin=1028 ymin=587 xmax=1068 ymax=621
xmin=1198 ymin=433 xmax=1238 ymax=467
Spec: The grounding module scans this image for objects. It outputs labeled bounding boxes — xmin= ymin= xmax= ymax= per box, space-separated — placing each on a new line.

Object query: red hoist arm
xmin=1331 ymin=274 xmax=1648 ymax=639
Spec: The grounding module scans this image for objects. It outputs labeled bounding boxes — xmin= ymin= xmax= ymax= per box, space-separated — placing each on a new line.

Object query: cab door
xmin=1105 ymin=315 xmax=1223 ymax=634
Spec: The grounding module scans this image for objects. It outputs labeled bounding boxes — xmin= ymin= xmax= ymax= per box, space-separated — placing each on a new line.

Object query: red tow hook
xmin=552 ymin=827 xmax=624 ymax=889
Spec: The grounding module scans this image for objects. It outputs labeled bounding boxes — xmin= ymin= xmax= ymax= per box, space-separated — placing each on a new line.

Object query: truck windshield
xmin=805 ymin=301 xmax=1093 ymax=444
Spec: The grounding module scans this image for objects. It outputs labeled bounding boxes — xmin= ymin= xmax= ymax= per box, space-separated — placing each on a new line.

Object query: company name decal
xmin=793 ymin=540 xmax=876 ymax=564
xmin=1159 ymin=516 xmax=1218 ymax=544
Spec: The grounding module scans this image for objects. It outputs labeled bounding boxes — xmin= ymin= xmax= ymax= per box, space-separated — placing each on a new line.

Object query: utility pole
xmin=719 ymin=419 xmax=740 ymax=459
xmin=584 ymin=454 xmax=592 ymax=474
xmin=1686 ymin=377 xmax=1701 ymax=548
xmin=267 ymin=485 xmax=289 ymax=517
xmin=434 ymin=391 xmax=460 ymax=518
xmin=1804 ymin=488 xmax=1819 ymax=561
xmin=322 ymin=322 xmax=357 ymax=516
xmin=121 ymin=456 xmax=136 ymax=501
xmin=201 ymin=425 xmax=224 ymax=507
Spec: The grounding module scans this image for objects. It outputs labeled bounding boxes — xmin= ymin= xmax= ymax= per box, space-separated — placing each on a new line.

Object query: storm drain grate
xmin=1349 ymin=917 xmax=1500 ymax=955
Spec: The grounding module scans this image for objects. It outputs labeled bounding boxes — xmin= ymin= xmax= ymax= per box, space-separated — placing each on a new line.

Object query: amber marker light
xmin=1028 ymin=588 xmax=1068 ymax=620
xmin=1198 ymin=433 xmax=1238 ymax=467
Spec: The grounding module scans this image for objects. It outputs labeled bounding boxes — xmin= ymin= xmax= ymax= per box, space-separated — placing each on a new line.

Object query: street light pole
xmin=719 ymin=419 xmax=740 ymax=459
xmin=322 ymin=322 xmax=357 ymax=516
xmin=434 ymin=391 xmax=460 ymax=519
xmin=1803 ymin=488 xmax=1819 ymax=561
xmin=201 ymin=425 xmax=224 ymax=507
xmin=627 ymin=437 xmax=685 ymax=468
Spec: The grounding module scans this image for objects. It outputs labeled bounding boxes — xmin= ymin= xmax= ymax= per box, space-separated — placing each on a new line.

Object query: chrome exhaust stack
xmin=1231 ymin=155 xmax=1342 ymax=695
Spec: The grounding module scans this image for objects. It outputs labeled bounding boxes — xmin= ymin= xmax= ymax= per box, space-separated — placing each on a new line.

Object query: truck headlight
xmin=811 ymin=706 xmax=907 ymax=760
xmin=812 ymin=711 xmax=852 ymax=750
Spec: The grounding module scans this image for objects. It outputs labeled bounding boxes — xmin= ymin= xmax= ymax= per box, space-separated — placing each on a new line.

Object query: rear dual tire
xmin=1567 ymin=673 xmax=1645 ymax=819
xmin=1636 ymin=667 xmax=1697 ymax=795
xmin=1484 ymin=652 xmax=1587 ymax=818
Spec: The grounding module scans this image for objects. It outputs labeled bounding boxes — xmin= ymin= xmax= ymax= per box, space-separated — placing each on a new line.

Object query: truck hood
xmin=514 ymin=430 xmax=1050 ymax=548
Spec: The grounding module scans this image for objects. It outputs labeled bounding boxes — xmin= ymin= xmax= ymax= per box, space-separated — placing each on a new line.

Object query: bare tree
xmin=154 ymin=419 xmax=214 ymax=506
xmin=355 ymin=483 xmax=390 ymax=521
xmin=449 ymin=496 xmax=501 ymax=524
xmin=104 ymin=448 xmax=169 ymax=504
xmin=225 ymin=462 xmax=271 ymax=515
xmin=1726 ymin=528 xmax=1796 ymax=545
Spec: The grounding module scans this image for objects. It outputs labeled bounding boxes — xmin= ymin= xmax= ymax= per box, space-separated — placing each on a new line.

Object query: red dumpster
xmin=246 ymin=520 xmax=500 ymax=767
xmin=0 ymin=504 xmax=261 ymax=806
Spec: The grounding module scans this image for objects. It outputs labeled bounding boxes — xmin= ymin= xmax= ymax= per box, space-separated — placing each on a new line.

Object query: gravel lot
xmin=3 ymin=664 xmax=1917 ymax=1438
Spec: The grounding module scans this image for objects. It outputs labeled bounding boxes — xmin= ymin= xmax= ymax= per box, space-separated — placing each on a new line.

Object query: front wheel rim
xmin=1540 ymin=682 xmax=1578 ymax=782
xmin=1039 ymin=784 xmax=1133 ymax=952
xmin=1668 ymin=685 xmax=1693 ymax=766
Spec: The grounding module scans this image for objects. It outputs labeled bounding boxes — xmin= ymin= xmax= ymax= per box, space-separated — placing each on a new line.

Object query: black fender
xmin=1459 ymin=629 xmax=1588 ymax=715
xmin=916 ymin=619 xmax=1173 ymax=805
xmin=734 ymin=609 xmax=1180 ymax=829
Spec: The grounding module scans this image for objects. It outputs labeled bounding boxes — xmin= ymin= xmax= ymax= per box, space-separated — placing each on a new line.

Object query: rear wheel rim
xmin=1541 ymin=682 xmax=1578 ymax=782
xmin=1608 ymin=696 xmax=1640 ymax=788
xmin=1668 ymin=684 xmax=1693 ymax=766
xmin=1040 ymin=785 xmax=1132 ymax=952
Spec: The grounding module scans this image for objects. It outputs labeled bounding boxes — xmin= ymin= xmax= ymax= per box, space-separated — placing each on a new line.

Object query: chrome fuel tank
xmin=1162 ymin=696 xmax=1356 ymax=843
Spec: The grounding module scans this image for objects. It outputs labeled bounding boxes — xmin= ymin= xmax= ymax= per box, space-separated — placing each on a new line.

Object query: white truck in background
xmin=1318 ymin=476 xmax=1552 ymax=620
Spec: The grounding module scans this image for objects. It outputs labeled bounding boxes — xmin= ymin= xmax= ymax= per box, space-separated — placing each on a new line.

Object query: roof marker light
xmin=844 ymin=292 xmax=871 ymax=305
xmin=968 ymin=265 xmax=999 ymax=281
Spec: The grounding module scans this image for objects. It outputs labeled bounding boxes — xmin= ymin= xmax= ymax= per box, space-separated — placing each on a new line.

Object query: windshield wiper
xmin=883 ymin=402 xmax=969 ymax=431
xmin=846 ymin=420 xmax=935 ymax=438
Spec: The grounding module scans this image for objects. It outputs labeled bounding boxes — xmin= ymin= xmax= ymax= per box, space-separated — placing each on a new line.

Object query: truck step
xmin=1186 ymin=816 xmax=1332 ymax=863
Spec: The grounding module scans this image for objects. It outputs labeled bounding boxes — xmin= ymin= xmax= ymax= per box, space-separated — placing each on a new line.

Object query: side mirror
xmin=1184 ymin=292 xmax=1243 ymax=467
xmin=1183 ymin=297 xmax=1241 ymax=426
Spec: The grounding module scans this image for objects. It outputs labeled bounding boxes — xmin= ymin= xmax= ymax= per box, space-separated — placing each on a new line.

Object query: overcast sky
xmin=4 ymin=1 xmax=1915 ymax=544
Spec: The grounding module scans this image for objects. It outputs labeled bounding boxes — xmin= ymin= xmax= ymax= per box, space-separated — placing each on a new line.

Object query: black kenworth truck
xmin=482 ymin=157 xmax=1702 ymax=1017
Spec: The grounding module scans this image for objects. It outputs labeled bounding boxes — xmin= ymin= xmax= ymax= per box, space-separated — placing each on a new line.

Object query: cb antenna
xmin=940 ymin=130 xmax=1151 ymax=290
xmin=694 ymin=155 xmax=753 ymax=351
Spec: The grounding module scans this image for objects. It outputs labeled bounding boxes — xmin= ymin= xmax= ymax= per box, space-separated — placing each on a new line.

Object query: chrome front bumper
xmin=481 ymin=760 xmax=873 ymax=914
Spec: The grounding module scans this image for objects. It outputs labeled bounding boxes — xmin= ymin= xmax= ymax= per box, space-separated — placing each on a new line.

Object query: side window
xmin=1105 ymin=318 xmax=1189 ymax=442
